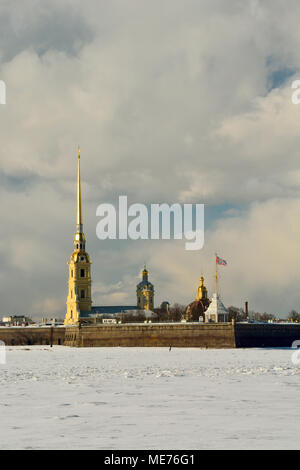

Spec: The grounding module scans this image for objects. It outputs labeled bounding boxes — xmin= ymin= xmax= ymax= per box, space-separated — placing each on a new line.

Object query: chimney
xmin=245 ymin=301 xmax=248 ymax=319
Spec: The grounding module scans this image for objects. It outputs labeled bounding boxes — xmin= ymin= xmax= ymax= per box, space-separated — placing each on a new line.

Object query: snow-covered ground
xmin=0 ymin=347 xmax=299 ymax=449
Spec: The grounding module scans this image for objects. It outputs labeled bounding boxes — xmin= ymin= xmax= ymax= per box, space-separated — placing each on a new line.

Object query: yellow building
xmin=64 ymin=148 xmax=92 ymax=325
xmin=136 ymin=266 xmax=154 ymax=310
xmin=64 ymin=149 xmax=140 ymax=325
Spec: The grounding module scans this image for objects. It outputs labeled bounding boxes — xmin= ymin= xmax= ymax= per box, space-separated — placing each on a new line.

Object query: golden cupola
xmin=196 ymin=276 xmax=208 ymax=301
xmin=182 ymin=276 xmax=210 ymax=322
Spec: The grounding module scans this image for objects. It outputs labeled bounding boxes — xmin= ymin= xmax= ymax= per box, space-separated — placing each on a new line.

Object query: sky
xmin=1 ymin=0 xmax=300 ymax=318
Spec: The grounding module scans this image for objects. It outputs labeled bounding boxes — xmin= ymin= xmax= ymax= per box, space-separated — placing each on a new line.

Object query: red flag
xmin=216 ymin=255 xmax=227 ymax=266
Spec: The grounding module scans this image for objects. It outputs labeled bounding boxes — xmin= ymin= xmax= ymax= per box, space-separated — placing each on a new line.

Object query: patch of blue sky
xmin=266 ymin=57 xmax=296 ymax=91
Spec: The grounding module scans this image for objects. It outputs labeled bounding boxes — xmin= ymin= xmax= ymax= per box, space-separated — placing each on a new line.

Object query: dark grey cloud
xmin=0 ymin=1 xmax=93 ymax=62
xmin=0 ymin=169 xmax=39 ymax=191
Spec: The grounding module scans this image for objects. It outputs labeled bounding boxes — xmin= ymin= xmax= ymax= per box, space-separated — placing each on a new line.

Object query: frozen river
xmin=0 ymin=347 xmax=299 ymax=449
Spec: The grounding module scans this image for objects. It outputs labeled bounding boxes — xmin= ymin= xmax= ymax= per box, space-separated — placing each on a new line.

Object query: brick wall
xmin=2 ymin=323 xmax=298 ymax=349
xmin=0 ymin=327 xmax=65 ymax=346
xmin=64 ymin=323 xmax=236 ymax=348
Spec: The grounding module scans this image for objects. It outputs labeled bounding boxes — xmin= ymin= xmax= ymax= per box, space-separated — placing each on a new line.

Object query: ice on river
xmin=0 ymin=346 xmax=299 ymax=449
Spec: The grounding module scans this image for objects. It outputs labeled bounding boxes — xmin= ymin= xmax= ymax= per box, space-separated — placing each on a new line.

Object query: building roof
xmin=80 ymin=306 xmax=137 ymax=317
xmin=205 ymin=293 xmax=228 ymax=317
xmin=137 ymin=281 xmax=153 ymax=289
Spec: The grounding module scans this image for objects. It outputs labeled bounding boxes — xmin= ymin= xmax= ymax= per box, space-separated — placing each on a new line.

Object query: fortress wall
xmin=64 ymin=323 xmax=236 ymax=348
xmin=1 ymin=323 xmax=298 ymax=349
xmin=235 ymin=323 xmax=300 ymax=348
xmin=0 ymin=327 xmax=65 ymax=346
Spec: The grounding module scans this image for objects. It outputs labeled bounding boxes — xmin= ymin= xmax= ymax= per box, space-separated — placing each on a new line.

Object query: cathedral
xmin=64 ymin=148 xmax=229 ymax=326
xmin=182 ymin=275 xmax=229 ymax=323
xmin=182 ymin=276 xmax=210 ymax=322
xmin=64 ymin=150 xmax=155 ymax=325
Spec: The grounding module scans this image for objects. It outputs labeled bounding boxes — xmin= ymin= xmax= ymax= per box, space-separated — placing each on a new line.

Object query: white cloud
xmin=0 ymin=0 xmax=300 ymax=317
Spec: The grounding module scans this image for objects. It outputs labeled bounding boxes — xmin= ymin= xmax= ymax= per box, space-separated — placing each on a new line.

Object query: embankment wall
xmin=64 ymin=323 xmax=236 ymax=348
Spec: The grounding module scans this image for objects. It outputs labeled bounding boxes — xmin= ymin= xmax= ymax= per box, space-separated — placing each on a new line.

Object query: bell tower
xmin=136 ymin=265 xmax=154 ymax=310
xmin=64 ymin=148 xmax=92 ymax=325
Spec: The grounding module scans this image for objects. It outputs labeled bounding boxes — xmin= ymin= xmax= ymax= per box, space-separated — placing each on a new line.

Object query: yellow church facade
xmin=65 ymin=149 xmax=92 ymax=325
xmin=64 ymin=149 xmax=155 ymax=325
xmin=136 ymin=266 xmax=154 ymax=311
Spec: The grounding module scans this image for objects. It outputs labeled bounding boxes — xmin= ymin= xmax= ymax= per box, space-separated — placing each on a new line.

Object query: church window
xmin=80 ymin=269 xmax=85 ymax=278
xmin=81 ymin=289 xmax=85 ymax=299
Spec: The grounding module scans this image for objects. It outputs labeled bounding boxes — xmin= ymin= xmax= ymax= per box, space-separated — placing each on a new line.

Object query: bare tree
xmin=154 ymin=308 xmax=169 ymax=322
xmin=228 ymin=306 xmax=247 ymax=322
xmin=169 ymin=303 xmax=186 ymax=322
xmin=249 ymin=311 xmax=275 ymax=322
xmin=289 ymin=310 xmax=300 ymax=322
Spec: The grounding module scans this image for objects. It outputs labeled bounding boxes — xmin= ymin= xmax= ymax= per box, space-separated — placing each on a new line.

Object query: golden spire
xmin=76 ymin=146 xmax=83 ymax=232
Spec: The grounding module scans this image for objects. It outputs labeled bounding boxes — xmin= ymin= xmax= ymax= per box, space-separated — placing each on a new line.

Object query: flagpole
xmin=215 ymin=253 xmax=218 ymax=296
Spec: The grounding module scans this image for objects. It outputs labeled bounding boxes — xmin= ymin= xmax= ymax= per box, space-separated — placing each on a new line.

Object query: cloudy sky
xmin=1 ymin=0 xmax=300 ymax=318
